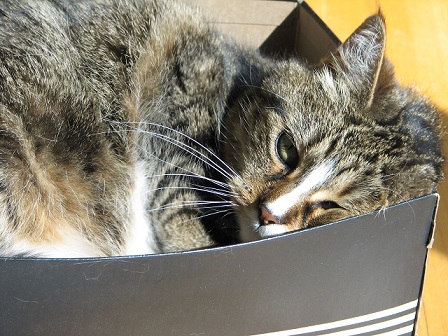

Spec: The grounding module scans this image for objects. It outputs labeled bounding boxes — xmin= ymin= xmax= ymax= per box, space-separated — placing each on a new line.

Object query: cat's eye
xmin=314 ymin=200 xmax=343 ymax=210
xmin=276 ymin=132 xmax=299 ymax=169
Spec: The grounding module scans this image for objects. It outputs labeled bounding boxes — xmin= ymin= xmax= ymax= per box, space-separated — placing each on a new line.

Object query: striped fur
xmin=0 ymin=1 xmax=443 ymax=256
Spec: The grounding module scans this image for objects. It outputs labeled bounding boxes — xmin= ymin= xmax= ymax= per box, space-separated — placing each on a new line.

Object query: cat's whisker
xmin=150 ymin=173 xmax=233 ymax=191
xmin=142 ymin=152 xmax=206 ymax=180
xmin=149 ymin=201 xmax=236 ymax=213
xmin=147 ymin=186 xmax=236 ymax=199
xmin=146 ymin=134 xmax=235 ymax=182
xmin=160 ymin=200 xmax=236 ymax=207
xmin=175 ymin=208 xmax=234 ymax=227
xmin=100 ymin=127 xmax=237 ymax=183
xmin=150 ymin=202 xmax=232 ymax=211
xmin=139 ymin=151 xmax=240 ymax=200
xmin=342 ymin=177 xmax=415 ymax=217
xmin=190 ymin=183 xmax=239 ymax=198
xmin=142 ymin=121 xmax=243 ymax=179
xmin=374 ymin=196 xmax=416 ymax=221
xmin=376 ymin=185 xmax=416 ymax=215
xmin=110 ymin=120 xmax=245 ymax=184
xmin=189 ymin=185 xmax=238 ymax=198
xmin=144 ymin=170 xmax=237 ymax=198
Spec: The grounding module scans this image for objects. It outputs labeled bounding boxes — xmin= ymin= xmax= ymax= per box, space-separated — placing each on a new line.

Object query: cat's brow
xmin=270 ymin=103 xmax=288 ymax=117
xmin=242 ymin=84 xmax=295 ymax=118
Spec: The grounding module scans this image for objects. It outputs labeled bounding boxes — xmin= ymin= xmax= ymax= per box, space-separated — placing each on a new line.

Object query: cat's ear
xmin=321 ymin=14 xmax=388 ymax=109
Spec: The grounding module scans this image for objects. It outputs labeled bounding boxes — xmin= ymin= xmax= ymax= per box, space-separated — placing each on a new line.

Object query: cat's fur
xmin=0 ymin=0 xmax=443 ymax=257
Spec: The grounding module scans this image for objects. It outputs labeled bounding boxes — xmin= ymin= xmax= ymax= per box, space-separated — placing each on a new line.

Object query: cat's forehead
xmin=264 ymin=61 xmax=353 ymax=114
xmin=254 ymin=63 xmax=348 ymax=133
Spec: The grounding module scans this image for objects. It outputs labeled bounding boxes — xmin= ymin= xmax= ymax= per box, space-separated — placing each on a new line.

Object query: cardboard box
xmin=0 ymin=1 xmax=439 ymax=335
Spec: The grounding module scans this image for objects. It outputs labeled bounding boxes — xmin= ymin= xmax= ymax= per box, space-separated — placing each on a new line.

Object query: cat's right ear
xmin=320 ymin=14 xmax=389 ymax=110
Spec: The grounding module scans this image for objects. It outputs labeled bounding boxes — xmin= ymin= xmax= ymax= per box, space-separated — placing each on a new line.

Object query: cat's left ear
xmin=321 ymin=13 xmax=388 ymax=109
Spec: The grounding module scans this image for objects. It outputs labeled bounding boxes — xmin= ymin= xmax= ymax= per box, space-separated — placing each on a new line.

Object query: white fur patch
xmin=0 ymin=161 xmax=158 ymax=258
xmin=4 ymin=230 xmax=105 ymax=258
xmin=257 ymin=224 xmax=288 ymax=237
xmin=124 ymin=161 xmax=158 ymax=255
xmin=267 ymin=160 xmax=335 ymax=218
xmin=0 ymin=200 xmax=104 ymax=258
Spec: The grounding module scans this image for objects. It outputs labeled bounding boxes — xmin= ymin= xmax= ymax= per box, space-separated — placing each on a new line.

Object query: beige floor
xmin=305 ymin=0 xmax=448 ymax=334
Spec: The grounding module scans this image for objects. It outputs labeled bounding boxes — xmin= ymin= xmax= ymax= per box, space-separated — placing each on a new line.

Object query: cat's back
xmin=0 ymin=0 xmax=164 ymax=91
xmin=0 ymin=0 xmax=209 ymax=107
xmin=0 ymin=0 xmax=186 ymax=257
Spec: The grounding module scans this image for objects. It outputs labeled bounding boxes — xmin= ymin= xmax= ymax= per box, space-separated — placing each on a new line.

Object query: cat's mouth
xmin=256 ymin=205 xmax=289 ymax=237
xmin=237 ymin=202 xmax=289 ymax=242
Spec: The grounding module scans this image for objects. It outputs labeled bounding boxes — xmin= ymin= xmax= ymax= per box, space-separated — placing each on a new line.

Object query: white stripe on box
xmin=252 ymin=300 xmax=417 ymax=336
xmin=372 ymin=324 xmax=415 ymax=336
xmin=318 ymin=313 xmax=414 ymax=336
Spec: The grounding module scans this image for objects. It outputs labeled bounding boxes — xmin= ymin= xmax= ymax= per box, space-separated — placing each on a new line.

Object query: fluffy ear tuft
xmin=322 ymin=14 xmax=387 ymax=110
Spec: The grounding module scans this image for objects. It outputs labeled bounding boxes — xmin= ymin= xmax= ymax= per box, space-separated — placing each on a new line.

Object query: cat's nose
xmin=259 ymin=204 xmax=280 ymax=226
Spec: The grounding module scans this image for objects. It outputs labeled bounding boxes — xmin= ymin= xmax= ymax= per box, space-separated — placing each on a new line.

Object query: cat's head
xmin=222 ymin=14 xmax=443 ymax=241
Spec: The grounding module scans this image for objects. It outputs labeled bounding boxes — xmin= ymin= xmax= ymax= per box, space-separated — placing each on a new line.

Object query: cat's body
xmin=0 ymin=0 xmax=443 ymax=257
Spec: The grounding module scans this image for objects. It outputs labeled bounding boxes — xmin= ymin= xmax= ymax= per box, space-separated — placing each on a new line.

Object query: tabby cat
xmin=0 ymin=0 xmax=443 ymax=257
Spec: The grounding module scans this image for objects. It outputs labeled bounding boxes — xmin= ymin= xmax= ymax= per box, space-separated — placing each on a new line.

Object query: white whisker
xmin=97 ymin=128 xmax=236 ymax=182
xmin=147 ymin=186 xmax=235 ymax=198
xmin=149 ymin=202 xmax=236 ymax=212
xmin=138 ymin=121 xmax=242 ymax=179
xmin=144 ymin=152 xmax=205 ymax=179
xmin=175 ymin=208 xmax=234 ymax=226
xmin=191 ymin=183 xmax=239 ymax=198
xmin=150 ymin=173 xmax=232 ymax=191
xmin=105 ymin=120 xmax=245 ymax=185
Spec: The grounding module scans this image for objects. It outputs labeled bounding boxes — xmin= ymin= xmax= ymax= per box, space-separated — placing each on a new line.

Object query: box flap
xmin=414 ymin=193 xmax=439 ymax=332
xmin=184 ymin=0 xmax=297 ymax=50
xmin=296 ymin=1 xmax=340 ymax=62
xmin=184 ymin=1 xmax=340 ymax=60
xmin=426 ymin=193 xmax=439 ymax=249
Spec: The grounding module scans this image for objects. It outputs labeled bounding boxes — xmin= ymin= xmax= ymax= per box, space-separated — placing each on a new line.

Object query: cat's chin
xmin=237 ymin=207 xmax=289 ymax=242
xmin=257 ymin=224 xmax=289 ymax=237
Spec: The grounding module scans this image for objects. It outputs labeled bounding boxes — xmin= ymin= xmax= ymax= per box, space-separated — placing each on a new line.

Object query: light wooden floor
xmin=305 ymin=1 xmax=448 ymax=334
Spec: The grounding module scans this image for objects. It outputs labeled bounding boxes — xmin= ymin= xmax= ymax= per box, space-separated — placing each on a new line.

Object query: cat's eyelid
xmin=276 ymin=131 xmax=295 ymax=147
xmin=312 ymin=200 xmax=344 ymax=211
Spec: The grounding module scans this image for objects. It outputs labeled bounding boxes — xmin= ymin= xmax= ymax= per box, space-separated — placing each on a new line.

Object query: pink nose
xmin=259 ymin=205 xmax=280 ymax=225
